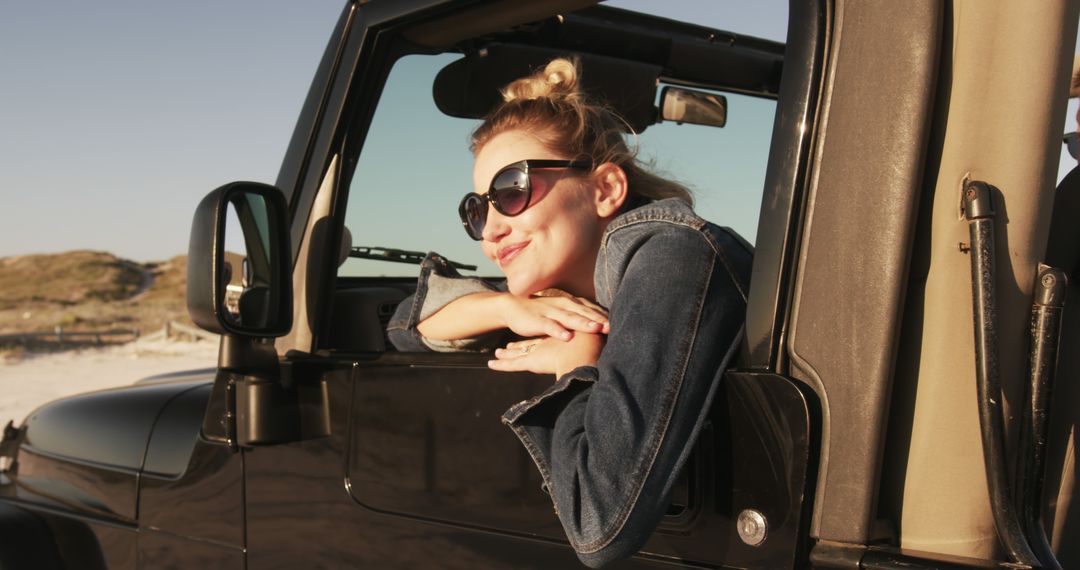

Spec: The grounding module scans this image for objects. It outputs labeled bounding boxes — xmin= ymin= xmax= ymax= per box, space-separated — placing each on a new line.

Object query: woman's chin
xmin=505 ymin=275 xmax=545 ymax=298
xmin=507 ymin=283 xmax=538 ymax=297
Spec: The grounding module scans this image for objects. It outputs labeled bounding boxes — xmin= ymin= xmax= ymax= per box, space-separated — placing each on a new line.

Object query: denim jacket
xmin=387 ymin=198 xmax=752 ymax=567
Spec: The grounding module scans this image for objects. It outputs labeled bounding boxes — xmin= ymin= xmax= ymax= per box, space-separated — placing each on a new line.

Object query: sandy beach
xmin=0 ymin=338 xmax=220 ymax=425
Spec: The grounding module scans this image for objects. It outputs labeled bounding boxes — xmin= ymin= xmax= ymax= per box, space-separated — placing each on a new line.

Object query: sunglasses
xmin=458 ymin=159 xmax=593 ymax=240
xmin=1065 ymin=132 xmax=1079 ymax=160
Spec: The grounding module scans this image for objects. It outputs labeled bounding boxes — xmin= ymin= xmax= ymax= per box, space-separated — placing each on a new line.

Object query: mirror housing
xmin=660 ymin=86 xmax=727 ymax=128
xmin=235 ymin=367 xmax=332 ymax=447
xmin=187 ymin=181 xmax=292 ymax=338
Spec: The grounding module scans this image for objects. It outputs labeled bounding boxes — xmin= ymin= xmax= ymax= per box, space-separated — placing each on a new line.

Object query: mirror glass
xmin=221 ymin=191 xmax=279 ymax=331
xmin=660 ymin=86 xmax=728 ymax=128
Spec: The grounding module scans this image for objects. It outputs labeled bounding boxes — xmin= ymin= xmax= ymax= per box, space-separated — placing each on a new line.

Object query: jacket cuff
xmin=500 ymin=366 xmax=599 ymax=497
xmin=502 ymin=366 xmax=599 ymax=424
xmin=386 ymin=252 xmax=502 ymax=352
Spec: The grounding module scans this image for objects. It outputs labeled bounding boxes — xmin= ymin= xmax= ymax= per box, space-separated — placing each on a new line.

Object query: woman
xmin=387 ymin=58 xmax=752 ymax=567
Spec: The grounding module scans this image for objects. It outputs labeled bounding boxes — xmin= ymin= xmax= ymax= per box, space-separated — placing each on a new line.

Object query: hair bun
xmin=501 ymin=58 xmax=580 ymax=103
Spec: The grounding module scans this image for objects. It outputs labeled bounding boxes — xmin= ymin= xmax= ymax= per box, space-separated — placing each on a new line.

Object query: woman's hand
xmin=499 ymin=292 xmax=610 ymax=341
xmin=489 ymin=332 xmax=605 ymax=378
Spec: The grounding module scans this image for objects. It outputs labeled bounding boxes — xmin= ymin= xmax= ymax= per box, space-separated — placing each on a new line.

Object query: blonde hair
xmin=471 ymin=58 xmax=693 ymax=206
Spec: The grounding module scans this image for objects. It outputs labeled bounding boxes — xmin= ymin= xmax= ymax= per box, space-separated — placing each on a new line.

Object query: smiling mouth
xmin=497 ymin=242 xmax=529 ymax=266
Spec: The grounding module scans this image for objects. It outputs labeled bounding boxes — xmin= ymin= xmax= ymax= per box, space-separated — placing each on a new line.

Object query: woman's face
xmin=472 ymin=130 xmax=606 ymax=297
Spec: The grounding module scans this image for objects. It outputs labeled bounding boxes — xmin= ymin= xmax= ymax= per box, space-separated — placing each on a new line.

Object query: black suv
xmin=2 ymin=1 xmax=1078 ymax=568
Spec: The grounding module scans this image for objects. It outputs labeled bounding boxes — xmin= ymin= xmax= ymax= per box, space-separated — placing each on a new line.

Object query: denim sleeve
xmin=386 ymin=252 xmax=508 ymax=352
xmin=501 ymin=226 xmax=747 ymax=568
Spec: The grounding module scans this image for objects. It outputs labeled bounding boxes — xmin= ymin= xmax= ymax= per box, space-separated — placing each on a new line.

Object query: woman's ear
xmin=592 ymin=163 xmax=629 ymax=218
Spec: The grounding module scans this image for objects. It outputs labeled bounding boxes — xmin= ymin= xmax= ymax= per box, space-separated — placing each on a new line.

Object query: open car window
xmin=338 ymin=46 xmax=778 ymax=281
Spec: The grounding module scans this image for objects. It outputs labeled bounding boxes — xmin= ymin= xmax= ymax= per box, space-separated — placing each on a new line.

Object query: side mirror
xmin=187 ymin=182 xmax=292 ymax=337
xmin=659 ymin=86 xmax=727 ymax=128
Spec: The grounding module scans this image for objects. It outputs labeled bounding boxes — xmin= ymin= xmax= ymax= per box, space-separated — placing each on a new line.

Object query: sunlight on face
xmin=472 ymin=130 xmax=606 ymax=297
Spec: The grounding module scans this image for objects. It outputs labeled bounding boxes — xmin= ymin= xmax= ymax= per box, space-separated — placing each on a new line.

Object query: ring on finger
xmin=519 ymin=343 xmax=536 ymax=354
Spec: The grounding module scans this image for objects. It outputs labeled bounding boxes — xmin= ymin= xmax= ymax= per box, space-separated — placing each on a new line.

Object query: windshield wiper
xmin=348 ymin=246 xmax=477 ymax=271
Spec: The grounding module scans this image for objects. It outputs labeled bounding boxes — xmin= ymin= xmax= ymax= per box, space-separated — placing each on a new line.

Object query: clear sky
xmin=1 ymin=2 xmax=1074 ymax=263
xmin=0 ymin=1 xmax=791 ymax=263
xmin=0 ymin=1 xmax=344 ymax=262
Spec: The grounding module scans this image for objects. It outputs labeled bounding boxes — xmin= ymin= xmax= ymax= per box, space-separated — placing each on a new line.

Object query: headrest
xmin=338 ymin=226 xmax=353 ymax=268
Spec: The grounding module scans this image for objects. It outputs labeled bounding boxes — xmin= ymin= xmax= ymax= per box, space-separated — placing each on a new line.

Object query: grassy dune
xmin=0 ymin=251 xmax=191 ymax=340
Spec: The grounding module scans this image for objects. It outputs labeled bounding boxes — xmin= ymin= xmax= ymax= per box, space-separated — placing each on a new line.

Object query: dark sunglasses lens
xmin=1066 ymin=133 xmax=1080 ymax=160
xmin=491 ymin=168 xmax=530 ymax=215
xmin=462 ymin=195 xmax=487 ymax=240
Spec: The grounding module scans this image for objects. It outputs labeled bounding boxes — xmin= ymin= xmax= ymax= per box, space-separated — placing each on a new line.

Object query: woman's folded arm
xmin=502 ymin=225 xmax=748 ymax=568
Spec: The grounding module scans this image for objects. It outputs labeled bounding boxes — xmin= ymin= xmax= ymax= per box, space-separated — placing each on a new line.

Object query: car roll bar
xmin=962 ymin=180 xmax=1044 ymax=568
xmin=1015 ymin=264 xmax=1067 ymax=570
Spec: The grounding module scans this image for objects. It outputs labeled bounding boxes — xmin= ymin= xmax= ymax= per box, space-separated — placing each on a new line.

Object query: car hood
xmin=21 ymin=373 xmax=215 ymax=473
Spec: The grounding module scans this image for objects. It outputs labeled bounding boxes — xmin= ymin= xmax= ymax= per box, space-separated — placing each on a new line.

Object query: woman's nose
xmin=482 ymin=205 xmax=511 ymax=242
